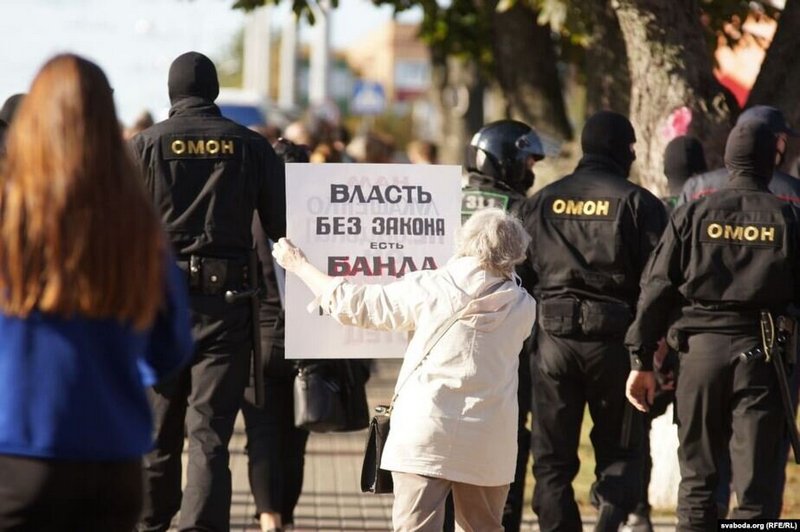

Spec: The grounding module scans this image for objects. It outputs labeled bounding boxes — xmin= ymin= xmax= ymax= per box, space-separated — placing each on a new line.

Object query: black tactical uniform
xmin=679 ymin=106 xmax=800 ymax=207
xmin=461 ymin=120 xmax=544 ymax=221
xmin=131 ymin=52 xmax=286 ymax=532
xmin=462 ymin=171 xmax=526 ymax=222
xmin=461 ymin=120 xmax=544 ymax=532
xmin=240 ymin=140 xmax=308 ymax=528
xmin=517 ymin=111 xmax=667 ymax=532
xmin=674 ymin=105 xmax=800 ymax=520
xmin=680 ymin=167 xmax=800 ymax=206
xmin=625 ymin=120 xmax=797 ymax=530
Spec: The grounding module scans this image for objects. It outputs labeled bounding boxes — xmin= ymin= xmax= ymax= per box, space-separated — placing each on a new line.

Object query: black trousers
xmin=241 ymin=366 xmax=309 ymax=526
xmin=530 ymin=329 xmax=642 ymax=532
xmin=675 ymin=333 xmax=784 ymax=531
xmin=502 ymin=346 xmax=532 ymax=532
xmin=0 ymin=455 xmax=142 ymax=531
xmin=714 ymin=354 xmax=798 ymax=517
xmin=138 ymin=294 xmax=251 ymax=532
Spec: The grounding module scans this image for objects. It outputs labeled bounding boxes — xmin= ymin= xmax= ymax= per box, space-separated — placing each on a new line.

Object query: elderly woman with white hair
xmin=272 ymin=208 xmax=536 ymax=532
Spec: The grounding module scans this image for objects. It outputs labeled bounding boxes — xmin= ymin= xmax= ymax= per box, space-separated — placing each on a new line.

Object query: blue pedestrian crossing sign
xmin=351 ymin=81 xmax=386 ymax=115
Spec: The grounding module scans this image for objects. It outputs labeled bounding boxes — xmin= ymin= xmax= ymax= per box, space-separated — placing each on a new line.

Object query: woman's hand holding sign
xmin=272 ymin=237 xmax=334 ymax=299
xmin=272 ymin=238 xmax=307 ymax=273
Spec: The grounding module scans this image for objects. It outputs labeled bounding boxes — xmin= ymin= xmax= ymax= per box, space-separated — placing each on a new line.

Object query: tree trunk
xmin=584 ymin=0 xmax=631 ymax=116
xmin=615 ymin=0 xmax=736 ymax=195
xmin=748 ymin=0 xmax=800 ymax=173
xmin=430 ymin=52 xmax=485 ymax=165
xmin=491 ymin=2 xmax=573 ymax=140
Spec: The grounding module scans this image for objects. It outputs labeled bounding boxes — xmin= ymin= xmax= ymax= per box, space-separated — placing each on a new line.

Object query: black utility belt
xmin=539 ymin=298 xmax=632 ymax=337
xmin=176 ymin=255 xmax=250 ymax=296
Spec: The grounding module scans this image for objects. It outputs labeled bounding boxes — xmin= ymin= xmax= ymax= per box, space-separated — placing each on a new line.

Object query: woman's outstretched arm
xmin=272 ymin=237 xmax=421 ymax=332
xmin=272 ymin=237 xmax=333 ymax=297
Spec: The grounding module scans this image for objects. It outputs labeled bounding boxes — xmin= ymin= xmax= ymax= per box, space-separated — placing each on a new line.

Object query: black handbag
xmin=336 ymin=360 xmax=370 ymax=432
xmin=293 ymin=362 xmax=347 ymax=432
xmin=360 ymin=406 xmax=393 ymax=494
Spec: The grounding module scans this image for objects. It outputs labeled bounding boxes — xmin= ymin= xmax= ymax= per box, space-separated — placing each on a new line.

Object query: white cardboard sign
xmin=285 ymin=163 xmax=462 ymax=359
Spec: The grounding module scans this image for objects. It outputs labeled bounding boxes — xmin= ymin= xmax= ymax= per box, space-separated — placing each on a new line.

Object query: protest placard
xmin=284 ymin=163 xmax=462 ymax=359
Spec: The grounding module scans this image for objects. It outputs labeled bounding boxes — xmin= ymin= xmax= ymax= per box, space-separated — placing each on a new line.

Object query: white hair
xmin=456 ymin=208 xmax=531 ymax=277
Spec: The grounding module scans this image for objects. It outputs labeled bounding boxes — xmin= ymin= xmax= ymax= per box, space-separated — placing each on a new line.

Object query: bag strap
xmin=388 ymin=279 xmax=506 ymax=412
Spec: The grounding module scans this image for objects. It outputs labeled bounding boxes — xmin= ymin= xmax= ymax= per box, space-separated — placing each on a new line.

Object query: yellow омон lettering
xmin=723 ymin=225 xmax=743 ymax=240
xmin=565 ymin=200 xmax=583 ymax=215
xmin=188 ymin=140 xmax=203 ymax=154
xmin=708 ymin=223 xmax=777 ymax=242
xmin=205 ymin=139 xmax=220 ymax=154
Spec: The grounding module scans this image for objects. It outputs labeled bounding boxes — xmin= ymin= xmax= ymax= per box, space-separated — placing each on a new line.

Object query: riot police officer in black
xmin=626 ymin=120 xmax=797 ymax=531
xmin=131 ymin=51 xmax=286 ymax=532
xmin=461 ymin=119 xmax=544 ymax=222
xmin=676 ymin=107 xmax=800 ymax=520
xmin=518 ymin=111 xmax=667 ymax=532
xmin=459 ymin=120 xmax=543 ymax=532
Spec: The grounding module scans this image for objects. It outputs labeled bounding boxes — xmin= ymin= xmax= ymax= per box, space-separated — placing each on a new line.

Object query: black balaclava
xmin=738 ymin=105 xmax=796 ymax=136
xmin=663 ymin=136 xmax=708 ymax=196
xmin=737 ymin=105 xmax=797 ymax=167
xmin=581 ymin=110 xmax=637 ymax=177
xmin=0 ymin=94 xmax=25 ymax=125
xmin=724 ymin=120 xmax=776 ymax=184
xmin=168 ymin=52 xmax=220 ymax=105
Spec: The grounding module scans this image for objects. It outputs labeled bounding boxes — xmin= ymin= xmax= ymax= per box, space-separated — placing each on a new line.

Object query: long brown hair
xmin=0 ymin=54 xmax=165 ymax=329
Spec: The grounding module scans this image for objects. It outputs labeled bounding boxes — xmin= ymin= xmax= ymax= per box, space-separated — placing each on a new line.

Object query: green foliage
xmin=230 ymin=0 xmax=339 ymax=24
xmin=699 ymin=0 xmax=774 ymax=51
xmin=519 ymin=0 xmax=780 ymax=55
xmin=371 ymin=0 xmax=495 ymax=74
xmin=228 ymin=0 xmax=781 ymax=57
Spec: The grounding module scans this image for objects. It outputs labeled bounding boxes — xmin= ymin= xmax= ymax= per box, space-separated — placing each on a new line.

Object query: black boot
xmin=595 ymin=503 xmax=628 ymax=532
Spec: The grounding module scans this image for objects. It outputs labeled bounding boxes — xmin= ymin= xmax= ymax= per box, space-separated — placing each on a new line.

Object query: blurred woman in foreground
xmin=273 ymin=208 xmax=536 ymax=531
xmin=0 ymin=54 xmax=193 ymax=531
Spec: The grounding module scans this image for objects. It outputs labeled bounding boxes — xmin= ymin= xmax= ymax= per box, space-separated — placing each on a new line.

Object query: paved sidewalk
xmin=193 ymin=360 xmax=676 ymax=531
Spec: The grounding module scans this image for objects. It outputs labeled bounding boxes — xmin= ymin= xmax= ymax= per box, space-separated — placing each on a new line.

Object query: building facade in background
xmin=344 ymin=22 xmax=430 ymax=105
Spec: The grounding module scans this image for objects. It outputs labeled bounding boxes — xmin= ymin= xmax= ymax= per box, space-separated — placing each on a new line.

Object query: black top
xmin=461 ymin=171 xmax=526 ymax=222
xmin=517 ymin=153 xmax=667 ymax=307
xmin=625 ymin=177 xmax=800 ymax=368
xmin=252 ymin=215 xmax=283 ymax=343
xmin=663 ymin=136 xmax=707 ymax=198
xmin=626 ymin=122 xmax=800 ymax=369
xmin=130 ymin=97 xmax=286 ymax=258
xmin=679 ymin=167 xmax=800 ymax=206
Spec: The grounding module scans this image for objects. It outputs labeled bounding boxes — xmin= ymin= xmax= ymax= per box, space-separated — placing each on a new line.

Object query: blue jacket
xmin=0 ymin=261 xmax=193 ymax=460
